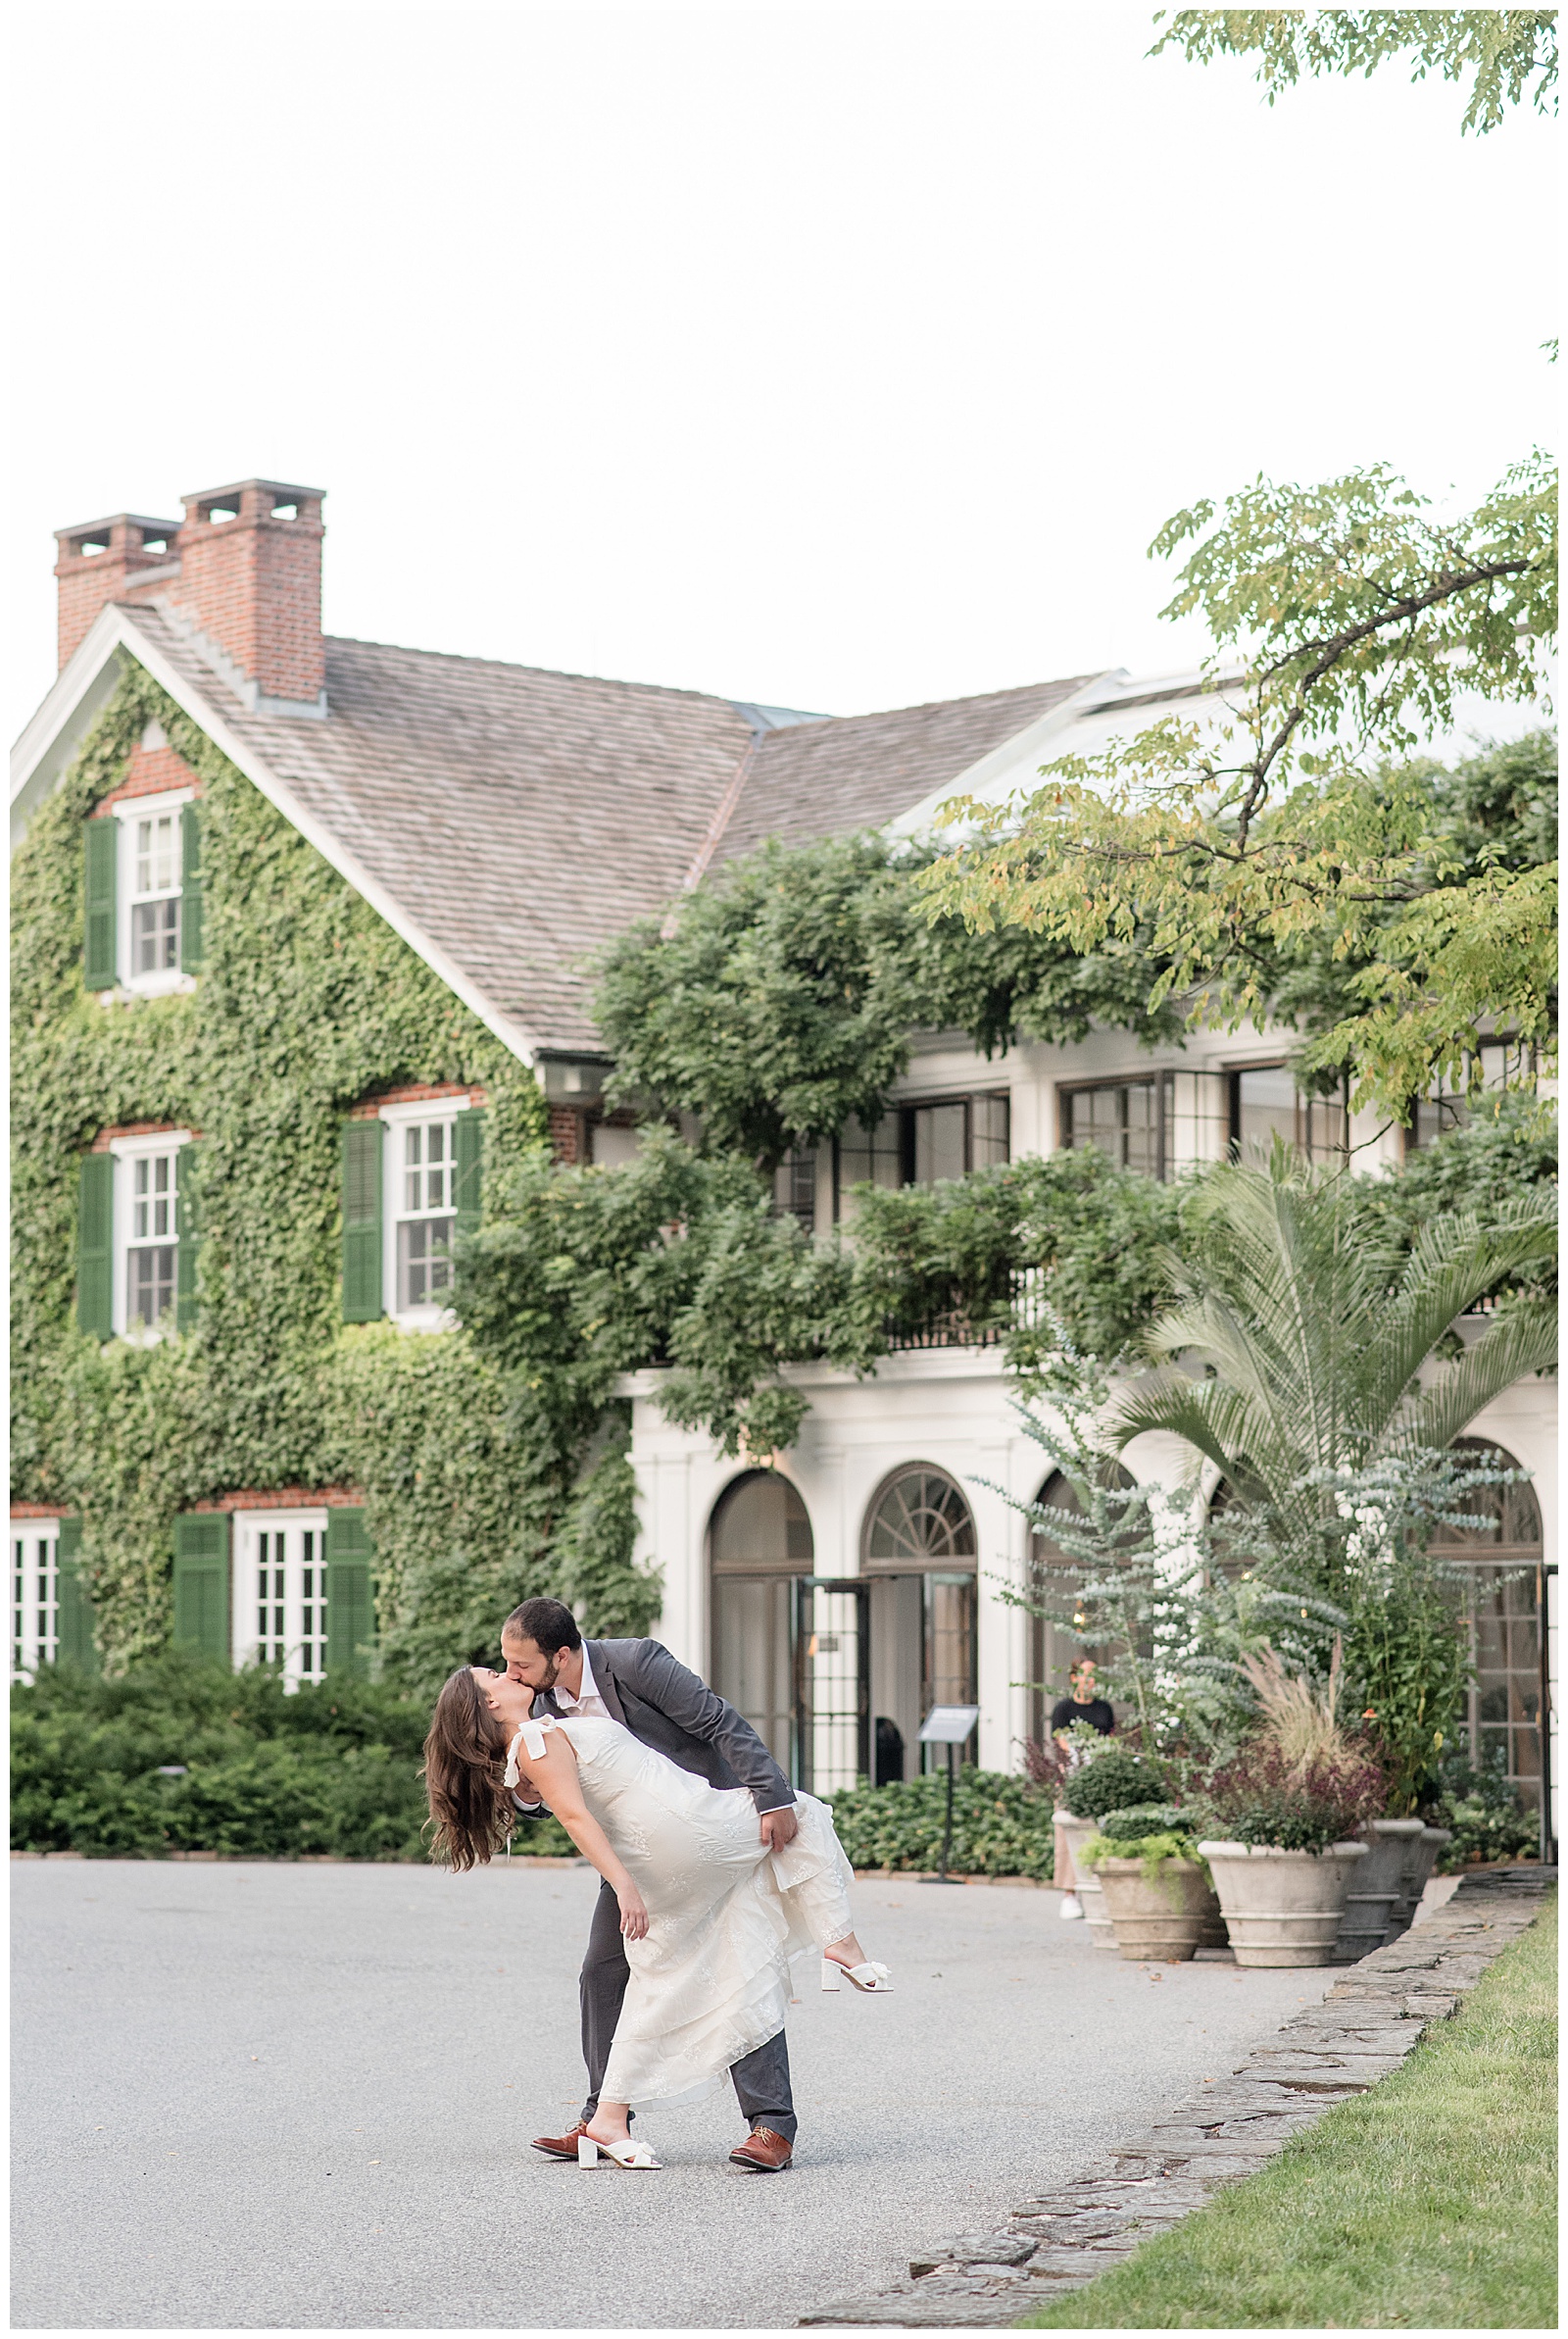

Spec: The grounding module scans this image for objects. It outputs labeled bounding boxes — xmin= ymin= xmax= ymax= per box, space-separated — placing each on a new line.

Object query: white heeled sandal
xmin=577 ymin=2133 xmax=662 ymax=2168
xmin=821 ymin=1956 xmax=893 ymax=1994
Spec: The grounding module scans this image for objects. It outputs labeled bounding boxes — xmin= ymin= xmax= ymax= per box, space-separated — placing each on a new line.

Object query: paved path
xmin=12 ymin=1861 xmax=1331 ymax=2330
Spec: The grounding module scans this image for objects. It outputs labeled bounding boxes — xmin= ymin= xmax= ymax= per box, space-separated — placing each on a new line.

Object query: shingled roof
xmin=18 ymin=595 xmax=1100 ymax=1060
xmin=714 ymin=674 xmax=1093 ymax=865
xmin=113 ymin=608 xmax=758 ymax=1054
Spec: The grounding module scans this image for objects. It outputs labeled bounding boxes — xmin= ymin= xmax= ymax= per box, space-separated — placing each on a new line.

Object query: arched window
xmin=709 ymin=1471 xmax=813 ymax=1779
xmin=863 ymin=1467 xmax=977 ymax=1773
xmin=1026 ymin=1466 xmax=1139 ymax=1747
xmin=710 ymin=1470 xmax=814 ymax=1572
xmin=1430 ymin=1438 xmax=1545 ymax=1813
xmin=865 ymin=1468 xmax=976 ymax=1566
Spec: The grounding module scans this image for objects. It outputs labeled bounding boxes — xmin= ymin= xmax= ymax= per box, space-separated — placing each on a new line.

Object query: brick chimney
xmin=52 ymin=477 xmax=327 ymax=715
xmin=54 ymin=514 xmax=181 ymax=668
xmin=171 ymin=479 xmax=326 ymax=711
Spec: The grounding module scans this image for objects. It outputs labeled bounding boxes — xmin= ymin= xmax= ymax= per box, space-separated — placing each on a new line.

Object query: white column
xmin=972 ymin=1445 xmax=1015 ymax=1770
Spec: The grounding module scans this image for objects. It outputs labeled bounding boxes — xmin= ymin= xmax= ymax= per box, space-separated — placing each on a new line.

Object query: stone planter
xmin=1198 ymin=1840 xmax=1368 ymax=1967
xmin=1096 ymin=1855 xmax=1221 ymax=1962
xmin=1384 ymin=1825 xmax=1452 ymax=1942
xmin=1331 ymin=1818 xmax=1426 ymax=1964
xmin=1054 ymin=1811 xmax=1117 ymax=1951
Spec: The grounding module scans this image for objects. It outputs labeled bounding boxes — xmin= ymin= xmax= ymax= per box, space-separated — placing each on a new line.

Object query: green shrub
xmin=1080 ymin=1828 xmax=1210 ymax=1901
xmin=826 ymin=1767 xmax=1055 ymax=1879
xmin=1059 ymin=1747 xmax=1167 ymax=1820
xmin=9 ymin=1646 xmax=578 ymax=1862
xmin=1433 ymin=1745 xmax=1542 ymax=1869
xmin=1097 ymin=1802 xmax=1200 ymax=1842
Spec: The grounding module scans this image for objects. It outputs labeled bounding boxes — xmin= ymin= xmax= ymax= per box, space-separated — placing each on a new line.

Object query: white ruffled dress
xmin=508 ymin=1713 xmax=855 ymax=2109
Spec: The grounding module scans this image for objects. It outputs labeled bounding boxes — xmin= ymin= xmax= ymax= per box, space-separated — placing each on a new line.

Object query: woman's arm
xmin=512 ymin=1729 xmax=649 ymax=1939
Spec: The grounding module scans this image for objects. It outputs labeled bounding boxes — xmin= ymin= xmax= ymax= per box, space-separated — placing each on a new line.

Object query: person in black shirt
xmin=1052 ymin=1661 xmax=1114 ymax=1920
xmin=1050 ymin=1658 xmax=1114 ymax=1744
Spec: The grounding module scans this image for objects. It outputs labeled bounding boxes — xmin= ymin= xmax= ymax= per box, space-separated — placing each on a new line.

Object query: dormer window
xmin=130 ymin=811 xmax=182 ymax=973
xmin=83 ymin=783 xmax=202 ymax=996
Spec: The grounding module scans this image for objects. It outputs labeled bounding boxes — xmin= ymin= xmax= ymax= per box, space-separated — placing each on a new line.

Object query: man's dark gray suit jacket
xmin=531 ymin=1637 xmax=795 ymax=1815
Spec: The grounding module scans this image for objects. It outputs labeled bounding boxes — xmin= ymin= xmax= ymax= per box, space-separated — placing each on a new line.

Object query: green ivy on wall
xmin=9 ymin=660 xmax=665 ymax=1683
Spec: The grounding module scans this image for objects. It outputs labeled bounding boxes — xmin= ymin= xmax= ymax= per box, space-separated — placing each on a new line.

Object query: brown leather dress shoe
xmin=531 ymin=2120 xmax=592 ymax=2160
xmin=729 ymin=2125 xmax=794 ymax=2171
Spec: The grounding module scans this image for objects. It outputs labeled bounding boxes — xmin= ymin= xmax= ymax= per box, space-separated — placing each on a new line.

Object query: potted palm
xmin=1078 ymin=1804 xmax=1223 ymax=1962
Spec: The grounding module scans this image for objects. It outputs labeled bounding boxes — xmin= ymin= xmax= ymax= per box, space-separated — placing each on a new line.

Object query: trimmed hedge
xmin=9 ymin=1648 xmax=578 ymax=1862
xmin=826 ymin=1767 xmax=1056 ymax=1879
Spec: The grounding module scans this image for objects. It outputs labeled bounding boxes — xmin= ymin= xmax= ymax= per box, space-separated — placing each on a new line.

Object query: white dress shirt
xmin=511 ymin=1645 xmax=606 ymax=1811
xmin=549 ymin=1642 xmax=610 ymax=1720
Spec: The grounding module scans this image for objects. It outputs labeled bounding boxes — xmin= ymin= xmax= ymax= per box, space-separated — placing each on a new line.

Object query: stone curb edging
xmin=797 ymin=1866 xmax=1554 ymax=2329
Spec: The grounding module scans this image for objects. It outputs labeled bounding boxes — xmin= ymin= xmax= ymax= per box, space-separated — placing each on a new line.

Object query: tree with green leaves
xmin=593 ymin=833 xmax=1180 ymax=1173
xmin=1105 ymin=1154 xmax=1556 ymax=1546
xmin=1151 ymin=10 xmax=1557 ymax=135
xmin=920 ymin=457 xmax=1557 ymax=1119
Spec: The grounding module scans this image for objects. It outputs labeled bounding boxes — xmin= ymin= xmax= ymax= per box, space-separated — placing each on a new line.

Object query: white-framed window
xmin=232 ymin=1511 xmax=329 ymax=1689
xmin=378 ymin=1097 xmax=474 ymax=1326
xmin=115 ymin=786 xmax=194 ymax=996
xmin=110 ymin=1129 xmax=191 ymax=1338
xmin=12 ymin=1522 xmax=60 ymax=1683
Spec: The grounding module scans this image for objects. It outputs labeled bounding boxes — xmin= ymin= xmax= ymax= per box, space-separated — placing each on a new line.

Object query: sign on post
xmin=917 ymin=1704 xmax=981 ymax=1883
xmin=918 ymin=1704 xmax=981 ymax=1746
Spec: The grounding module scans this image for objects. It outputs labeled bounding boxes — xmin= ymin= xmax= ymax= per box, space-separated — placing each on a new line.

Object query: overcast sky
xmin=8 ymin=4 xmax=1556 ymax=747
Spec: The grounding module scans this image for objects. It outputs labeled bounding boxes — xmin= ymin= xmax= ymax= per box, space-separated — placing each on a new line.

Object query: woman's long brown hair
xmin=423 ymin=1667 xmax=513 ymax=1871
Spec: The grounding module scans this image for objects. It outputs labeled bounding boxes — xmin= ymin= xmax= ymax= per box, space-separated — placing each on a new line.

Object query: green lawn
xmin=1020 ymin=1892 xmax=1557 ymax=2330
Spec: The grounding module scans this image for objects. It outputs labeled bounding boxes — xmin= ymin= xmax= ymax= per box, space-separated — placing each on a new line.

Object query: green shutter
xmin=83 ymin=818 xmax=118 ymax=989
xmin=454 ymin=1107 xmax=484 ymax=1237
xmin=55 ymin=1517 xmax=99 ymax=1672
xmin=175 ymin=1143 xmax=199 ymax=1333
xmin=76 ymin=1153 xmax=115 ymax=1338
xmin=172 ymin=1514 xmax=229 ymax=1661
xmin=325 ymin=1508 xmax=375 ymax=1675
xmin=341 ymin=1120 xmax=383 ymax=1321
xmin=179 ymin=804 xmax=204 ymax=972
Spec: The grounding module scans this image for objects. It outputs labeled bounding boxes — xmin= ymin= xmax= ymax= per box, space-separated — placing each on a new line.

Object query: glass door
xmin=924 ymin=1572 xmax=977 ymax=1768
xmin=795 ymin=1578 xmax=869 ymax=1793
xmin=710 ymin=1574 xmax=796 ymax=1778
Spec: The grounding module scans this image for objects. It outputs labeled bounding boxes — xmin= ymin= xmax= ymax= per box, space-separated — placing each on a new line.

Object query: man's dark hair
xmin=504 ymin=1597 xmax=582 ymax=1657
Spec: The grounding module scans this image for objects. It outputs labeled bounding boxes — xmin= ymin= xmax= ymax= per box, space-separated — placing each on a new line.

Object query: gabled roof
xmin=10 ymin=598 xmax=1105 ymax=1061
xmin=715 ymin=674 xmax=1094 ymax=864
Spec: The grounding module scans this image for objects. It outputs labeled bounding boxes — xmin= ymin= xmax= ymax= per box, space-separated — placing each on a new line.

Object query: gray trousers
xmin=580 ymin=1876 xmax=797 ymax=2141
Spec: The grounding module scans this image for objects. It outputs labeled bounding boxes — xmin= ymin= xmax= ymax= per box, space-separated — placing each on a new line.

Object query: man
xmin=1050 ymin=1658 xmax=1115 ymax=1921
xmin=502 ymin=1596 xmax=802 ymax=2172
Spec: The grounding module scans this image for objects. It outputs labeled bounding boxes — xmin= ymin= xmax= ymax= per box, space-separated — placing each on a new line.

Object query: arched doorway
xmin=1025 ymin=1465 xmax=1138 ymax=1749
xmin=863 ymin=1466 xmax=978 ymax=1777
xmin=1430 ymin=1438 xmax=1547 ymax=1821
xmin=709 ymin=1471 xmax=813 ymax=1778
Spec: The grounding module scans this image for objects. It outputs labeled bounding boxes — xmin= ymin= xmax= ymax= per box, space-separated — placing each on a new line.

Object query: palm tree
xmin=1104 ymin=1152 xmax=1557 ymax=1580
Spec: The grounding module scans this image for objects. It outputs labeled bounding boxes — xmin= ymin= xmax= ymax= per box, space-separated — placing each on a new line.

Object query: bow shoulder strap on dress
xmin=504 ymin=1717 xmax=552 ymax=1788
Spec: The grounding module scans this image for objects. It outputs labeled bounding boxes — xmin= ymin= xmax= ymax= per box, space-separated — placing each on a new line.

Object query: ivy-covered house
xmin=11 ymin=475 xmax=1555 ymax=1815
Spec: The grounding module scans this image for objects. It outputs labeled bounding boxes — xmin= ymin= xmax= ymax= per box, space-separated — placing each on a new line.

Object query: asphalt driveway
xmin=12 ymin=1859 xmax=1330 ymax=2329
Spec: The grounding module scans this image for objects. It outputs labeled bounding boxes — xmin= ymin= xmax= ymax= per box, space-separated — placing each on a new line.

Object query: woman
xmin=423 ymin=1666 xmax=889 ymax=2168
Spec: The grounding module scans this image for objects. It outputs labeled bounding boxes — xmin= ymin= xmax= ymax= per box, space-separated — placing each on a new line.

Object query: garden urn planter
xmin=1331 ymin=1818 xmax=1425 ymax=1964
xmin=1197 ymin=1840 xmax=1368 ymax=1966
xmin=1096 ymin=1856 xmax=1220 ymax=1962
xmin=1383 ymin=1825 xmax=1452 ymax=1942
xmin=1054 ymin=1812 xmax=1117 ymax=1951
